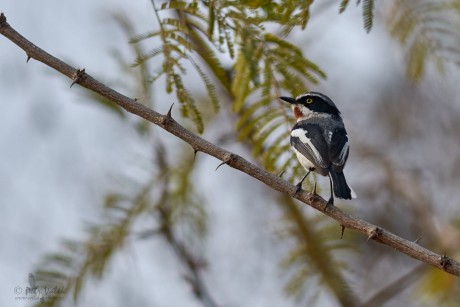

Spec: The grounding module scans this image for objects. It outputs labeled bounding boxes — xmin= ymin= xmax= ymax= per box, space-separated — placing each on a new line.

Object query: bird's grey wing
xmin=291 ymin=123 xmax=330 ymax=169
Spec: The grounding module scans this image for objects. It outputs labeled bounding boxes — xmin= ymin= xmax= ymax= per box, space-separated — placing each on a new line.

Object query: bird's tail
xmin=330 ymin=170 xmax=356 ymax=200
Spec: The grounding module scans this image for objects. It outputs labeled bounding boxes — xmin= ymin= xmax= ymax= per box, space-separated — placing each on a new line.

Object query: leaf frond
xmin=362 ymin=0 xmax=375 ymax=33
xmin=386 ymin=0 xmax=460 ymax=82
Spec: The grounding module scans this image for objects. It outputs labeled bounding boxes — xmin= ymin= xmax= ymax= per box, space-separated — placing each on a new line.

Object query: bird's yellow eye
xmin=306 ymin=98 xmax=313 ymax=104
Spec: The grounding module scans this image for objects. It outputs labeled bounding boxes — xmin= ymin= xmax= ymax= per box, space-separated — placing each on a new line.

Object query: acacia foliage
xmin=31 ymin=1 xmax=460 ymax=306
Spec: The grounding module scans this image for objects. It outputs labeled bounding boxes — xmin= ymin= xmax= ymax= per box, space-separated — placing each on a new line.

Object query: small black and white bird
xmin=280 ymin=92 xmax=356 ymax=207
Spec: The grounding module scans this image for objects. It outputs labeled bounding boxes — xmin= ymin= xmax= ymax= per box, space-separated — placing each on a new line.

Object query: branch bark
xmin=1 ymin=12 xmax=459 ymax=277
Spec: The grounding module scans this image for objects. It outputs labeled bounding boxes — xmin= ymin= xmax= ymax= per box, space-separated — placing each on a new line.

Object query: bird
xmin=279 ymin=92 xmax=356 ymax=208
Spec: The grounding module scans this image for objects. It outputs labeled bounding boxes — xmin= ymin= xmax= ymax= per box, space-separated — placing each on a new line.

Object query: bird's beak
xmin=279 ymin=96 xmax=296 ymax=104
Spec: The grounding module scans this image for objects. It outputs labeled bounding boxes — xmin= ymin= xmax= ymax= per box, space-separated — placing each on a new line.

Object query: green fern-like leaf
xmin=231 ymin=27 xmax=325 ymax=176
xmin=132 ymin=46 xmax=165 ymax=67
xmin=278 ymin=197 xmax=356 ymax=304
xmin=184 ymin=16 xmax=232 ymax=90
xmin=386 ymin=0 xmax=460 ymax=82
xmin=362 ymin=0 xmax=375 ymax=33
xmin=128 ymin=1 xmax=327 ymax=178
xmin=33 ymin=142 xmax=208 ymax=305
xmin=253 ymin=120 xmax=285 ymax=156
xmin=232 ymin=51 xmax=252 ymax=112
xmin=338 ymin=0 xmax=374 ymax=33
xmin=129 ymin=30 xmax=163 ymax=43
xmin=339 ymin=0 xmax=351 ymax=13
xmin=160 ymin=0 xmax=199 ymax=14
xmin=236 ymin=99 xmax=269 ymax=130
xmin=407 ymin=39 xmax=429 ymax=80
xmin=189 ymin=57 xmax=220 ymax=112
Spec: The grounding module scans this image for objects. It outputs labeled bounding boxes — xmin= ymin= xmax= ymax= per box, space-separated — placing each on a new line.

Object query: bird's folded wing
xmin=329 ymin=127 xmax=349 ymax=168
xmin=291 ymin=124 xmax=329 ymax=169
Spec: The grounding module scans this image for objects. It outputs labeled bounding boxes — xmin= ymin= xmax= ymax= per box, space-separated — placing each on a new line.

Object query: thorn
xmin=193 ymin=149 xmax=198 ymax=161
xmin=277 ymin=170 xmax=285 ymax=178
xmin=367 ymin=227 xmax=382 ymax=242
xmin=215 ymin=161 xmax=226 ymax=171
xmin=215 ymin=153 xmax=236 ymax=171
xmin=413 ymin=237 xmax=422 ymax=244
xmin=161 ymin=103 xmax=175 ymax=126
xmin=134 ymin=98 xmax=138 ymax=102
xmin=166 ymin=103 xmax=174 ymax=119
xmin=440 ymin=253 xmax=452 ymax=269
xmin=26 ymin=55 xmax=31 ymax=63
xmin=70 ymin=68 xmax=86 ymax=88
xmin=0 ymin=13 xmax=6 ymax=25
xmin=340 ymin=225 xmax=345 ymax=239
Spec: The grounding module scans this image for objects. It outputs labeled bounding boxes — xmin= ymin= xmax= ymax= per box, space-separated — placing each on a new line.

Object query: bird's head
xmin=280 ymin=92 xmax=341 ymax=121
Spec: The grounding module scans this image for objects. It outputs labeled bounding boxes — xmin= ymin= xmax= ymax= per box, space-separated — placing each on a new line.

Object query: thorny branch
xmin=1 ymin=13 xmax=460 ymax=277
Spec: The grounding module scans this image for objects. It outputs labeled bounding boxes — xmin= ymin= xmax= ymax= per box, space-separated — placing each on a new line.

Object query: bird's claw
xmin=293 ymin=182 xmax=303 ymax=196
xmin=324 ymin=197 xmax=334 ymax=211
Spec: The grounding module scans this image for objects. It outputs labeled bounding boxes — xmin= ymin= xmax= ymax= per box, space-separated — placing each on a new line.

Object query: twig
xmin=362 ymin=264 xmax=426 ymax=306
xmin=154 ymin=144 xmax=219 ymax=307
xmin=1 ymin=12 xmax=460 ymax=277
xmin=159 ymin=205 xmax=218 ymax=307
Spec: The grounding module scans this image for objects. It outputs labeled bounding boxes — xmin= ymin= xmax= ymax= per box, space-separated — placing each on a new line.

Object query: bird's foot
xmin=323 ymin=197 xmax=334 ymax=211
xmin=293 ymin=182 xmax=303 ymax=196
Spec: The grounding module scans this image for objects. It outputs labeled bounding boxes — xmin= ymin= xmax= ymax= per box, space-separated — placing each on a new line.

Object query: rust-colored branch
xmin=1 ymin=12 xmax=459 ymax=277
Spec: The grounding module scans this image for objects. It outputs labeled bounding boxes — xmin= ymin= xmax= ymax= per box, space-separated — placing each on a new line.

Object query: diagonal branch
xmin=1 ymin=12 xmax=459 ymax=278
xmin=362 ymin=264 xmax=426 ymax=306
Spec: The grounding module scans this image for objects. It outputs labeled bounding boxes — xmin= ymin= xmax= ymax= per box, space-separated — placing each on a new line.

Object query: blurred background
xmin=1 ymin=1 xmax=460 ymax=306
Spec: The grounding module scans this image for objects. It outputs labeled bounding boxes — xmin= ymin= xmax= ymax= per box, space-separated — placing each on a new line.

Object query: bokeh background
xmin=1 ymin=1 xmax=460 ymax=306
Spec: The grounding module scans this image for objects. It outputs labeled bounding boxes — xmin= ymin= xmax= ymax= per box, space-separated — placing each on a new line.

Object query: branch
xmin=1 ymin=12 xmax=459 ymax=278
xmin=159 ymin=205 xmax=218 ymax=307
xmin=362 ymin=264 xmax=426 ymax=306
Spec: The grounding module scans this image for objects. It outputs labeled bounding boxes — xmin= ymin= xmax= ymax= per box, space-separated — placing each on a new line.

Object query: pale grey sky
xmin=2 ymin=1 xmax=459 ymax=307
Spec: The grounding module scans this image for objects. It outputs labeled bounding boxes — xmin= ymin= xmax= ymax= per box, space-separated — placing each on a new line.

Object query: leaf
xmin=132 ymin=46 xmax=164 ymax=67
xmin=160 ymin=1 xmax=189 ymax=11
xmin=189 ymin=56 xmax=220 ymax=112
xmin=236 ymin=99 xmax=269 ymax=130
xmin=264 ymin=33 xmax=303 ymax=56
xmin=362 ymin=0 xmax=374 ymax=33
xmin=73 ymin=275 xmax=83 ymax=302
xmin=172 ymin=73 xmax=204 ymax=133
xmin=208 ymin=0 xmax=216 ymax=38
xmin=386 ymin=0 xmax=460 ymax=82
xmin=339 ymin=0 xmax=351 ymax=13
xmin=406 ymin=39 xmax=428 ymax=81
xmin=252 ymin=120 xmax=285 ymax=156
xmin=185 ymin=17 xmax=231 ymax=90
xmin=129 ymin=30 xmax=162 ymax=43
xmin=231 ymin=51 xmax=251 ymax=112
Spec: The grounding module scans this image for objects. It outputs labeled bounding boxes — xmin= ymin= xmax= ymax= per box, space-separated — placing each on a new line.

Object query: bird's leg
xmin=311 ymin=181 xmax=317 ymax=195
xmin=294 ymin=169 xmax=313 ymax=196
xmin=324 ymin=173 xmax=334 ymax=211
